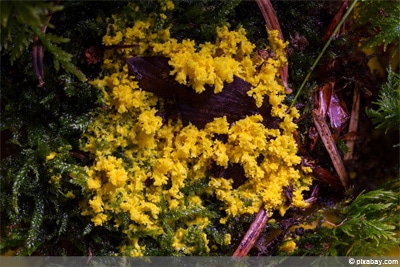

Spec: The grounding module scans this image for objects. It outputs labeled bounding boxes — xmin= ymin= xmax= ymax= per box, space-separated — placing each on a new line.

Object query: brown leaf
xmin=314 ymin=82 xmax=349 ymax=131
xmin=314 ymin=82 xmax=334 ymax=117
xmin=328 ymin=91 xmax=349 ymax=130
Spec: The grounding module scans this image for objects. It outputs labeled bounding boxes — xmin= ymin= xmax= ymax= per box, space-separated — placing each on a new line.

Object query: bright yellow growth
xmin=279 ymin=239 xmax=298 ymax=253
xmin=82 ymin=6 xmax=312 ymax=256
xmin=46 ymin=152 xmax=57 ymax=161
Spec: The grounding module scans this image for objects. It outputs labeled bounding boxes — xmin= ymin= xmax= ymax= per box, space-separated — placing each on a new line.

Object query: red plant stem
xmin=32 ymin=1 xmax=59 ymax=87
xmin=232 ymin=208 xmax=268 ymax=257
xmin=255 ymin=0 xmax=292 ymax=94
xmin=32 ymin=36 xmax=45 ymax=87
xmin=255 ymin=0 xmax=283 ymax=39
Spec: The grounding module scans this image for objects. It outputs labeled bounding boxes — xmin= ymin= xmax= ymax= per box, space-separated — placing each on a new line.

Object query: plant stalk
xmin=290 ymin=0 xmax=359 ymax=108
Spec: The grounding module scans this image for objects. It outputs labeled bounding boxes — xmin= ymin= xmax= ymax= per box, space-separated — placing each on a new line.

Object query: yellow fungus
xmin=46 ymin=152 xmax=57 ymax=161
xmin=65 ymin=191 xmax=75 ymax=199
xmin=279 ymin=239 xmax=297 ymax=253
xmin=81 ymin=9 xmax=313 ymax=255
xmin=49 ymin=174 xmax=62 ymax=185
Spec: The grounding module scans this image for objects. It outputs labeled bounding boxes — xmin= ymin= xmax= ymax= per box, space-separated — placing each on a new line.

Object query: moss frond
xmin=366 ymin=68 xmax=400 ymax=134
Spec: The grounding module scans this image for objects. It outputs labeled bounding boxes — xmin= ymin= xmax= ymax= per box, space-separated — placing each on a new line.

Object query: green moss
xmin=291 ymin=181 xmax=400 ymax=256
xmin=366 ymin=68 xmax=400 ymax=135
xmin=0 ymin=2 xmax=107 ymax=255
xmin=1 ymin=0 xmax=399 ymax=257
xmin=355 ymin=0 xmax=400 ymax=50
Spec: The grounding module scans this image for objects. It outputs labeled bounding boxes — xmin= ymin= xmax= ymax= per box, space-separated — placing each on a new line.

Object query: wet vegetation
xmin=1 ymin=0 xmax=399 ymax=256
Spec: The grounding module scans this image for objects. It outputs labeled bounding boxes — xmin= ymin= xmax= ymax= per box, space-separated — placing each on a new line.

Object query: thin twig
xmin=312 ymin=110 xmax=348 ymax=188
xmin=233 ymin=208 xmax=268 ymax=257
xmin=255 ymin=0 xmax=283 ymax=39
xmin=344 ymin=84 xmax=360 ymax=161
xmin=32 ymin=36 xmax=45 ymax=87
xmin=322 ymin=0 xmax=350 ymax=42
xmin=32 ymin=1 xmax=59 ymax=87
xmin=324 ymin=218 xmax=348 ymax=228
xmin=290 ymin=0 xmax=359 ymax=108
xmin=255 ymin=0 xmax=292 ymax=94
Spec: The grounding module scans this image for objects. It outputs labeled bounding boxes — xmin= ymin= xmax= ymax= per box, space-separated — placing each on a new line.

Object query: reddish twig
xmin=32 ymin=1 xmax=59 ymax=87
xmin=322 ymin=0 xmax=350 ymax=42
xmin=255 ymin=0 xmax=283 ymax=40
xmin=87 ymin=246 xmax=92 ymax=264
xmin=32 ymin=35 xmax=45 ymax=87
xmin=233 ymin=208 xmax=268 ymax=257
xmin=255 ymin=0 xmax=292 ymax=94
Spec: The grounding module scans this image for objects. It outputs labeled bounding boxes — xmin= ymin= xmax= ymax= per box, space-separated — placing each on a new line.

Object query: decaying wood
xmin=233 ymin=208 xmax=268 ymax=257
xmin=127 ymin=56 xmax=281 ymax=190
xmin=312 ymin=109 xmax=348 ymax=188
xmin=126 ymin=56 xmax=277 ymax=129
xmin=85 ymin=44 xmax=139 ymax=65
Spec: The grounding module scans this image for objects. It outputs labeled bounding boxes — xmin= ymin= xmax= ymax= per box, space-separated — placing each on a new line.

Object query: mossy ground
xmin=1 ymin=0 xmax=398 ymax=256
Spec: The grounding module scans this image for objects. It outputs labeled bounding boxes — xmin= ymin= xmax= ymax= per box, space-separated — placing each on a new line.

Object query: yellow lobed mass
xmin=81 ymin=7 xmax=312 ymax=255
